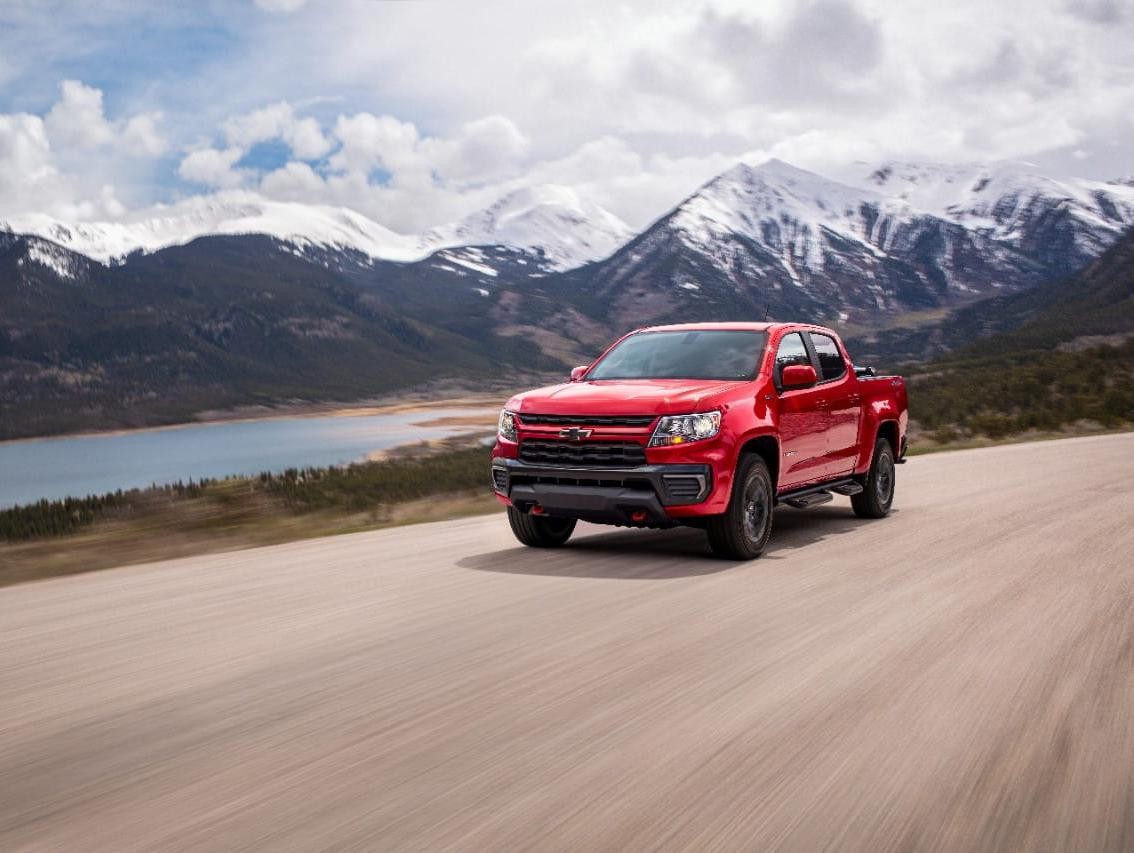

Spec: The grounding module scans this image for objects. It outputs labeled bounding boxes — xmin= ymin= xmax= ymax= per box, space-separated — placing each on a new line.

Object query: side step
xmin=785 ymin=491 xmax=833 ymax=509
xmin=778 ymin=476 xmax=863 ymax=509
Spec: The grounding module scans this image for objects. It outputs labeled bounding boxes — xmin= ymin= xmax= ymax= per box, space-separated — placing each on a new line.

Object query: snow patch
xmin=25 ymin=240 xmax=79 ymax=280
xmin=440 ymin=250 xmax=498 ymax=277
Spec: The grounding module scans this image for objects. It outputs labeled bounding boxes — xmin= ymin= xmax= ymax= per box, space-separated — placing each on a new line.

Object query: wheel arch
xmin=876 ymin=419 xmax=900 ymax=456
xmin=736 ymin=433 xmax=780 ymax=493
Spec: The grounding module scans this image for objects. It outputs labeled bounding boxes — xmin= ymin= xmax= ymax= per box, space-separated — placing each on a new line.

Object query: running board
xmin=778 ymin=476 xmax=862 ymax=509
xmin=784 ymin=491 xmax=833 ymax=509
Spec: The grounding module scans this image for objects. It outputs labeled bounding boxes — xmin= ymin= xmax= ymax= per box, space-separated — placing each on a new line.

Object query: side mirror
xmin=781 ymin=363 xmax=818 ymax=390
xmin=570 ymin=365 xmax=590 ymax=382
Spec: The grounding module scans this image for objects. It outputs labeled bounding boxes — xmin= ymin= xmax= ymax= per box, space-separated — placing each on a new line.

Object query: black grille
xmin=518 ymin=413 xmax=656 ymax=427
xmin=511 ymin=473 xmax=651 ymax=490
xmin=663 ymin=475 xmax=705 ymax=503
xmin=519 ymin=440 xmax=647 ymax=467
xmin=491 ymin=467 xmax=508 ymax=493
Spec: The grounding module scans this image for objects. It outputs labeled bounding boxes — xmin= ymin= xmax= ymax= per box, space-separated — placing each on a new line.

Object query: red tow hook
xmin=630 ymin=510 xmax=648 ymax=523
xmin=531 ymin=504 xmax=545 ymax=515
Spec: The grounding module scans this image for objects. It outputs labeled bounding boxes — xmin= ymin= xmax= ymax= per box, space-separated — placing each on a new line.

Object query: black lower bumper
xmin=492 ymin=458 xmax=712 ymax=525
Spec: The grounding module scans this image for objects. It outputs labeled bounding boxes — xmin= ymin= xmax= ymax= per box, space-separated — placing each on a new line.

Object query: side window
xmin=774 ymin=333 xmax=810 ymax=385
xmin=810 ymin=333 xmax=846 ymax=382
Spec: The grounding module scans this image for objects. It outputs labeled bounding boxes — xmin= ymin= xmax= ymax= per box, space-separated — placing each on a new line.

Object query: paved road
xmin=2 ymin=433 xmax=1133 ymax=851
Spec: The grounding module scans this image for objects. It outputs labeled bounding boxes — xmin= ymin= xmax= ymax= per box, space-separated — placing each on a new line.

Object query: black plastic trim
xmin=776 ymin=476 xmax=858 ymax=505
xmin=493 ymin=458 xmax=713 ymax=515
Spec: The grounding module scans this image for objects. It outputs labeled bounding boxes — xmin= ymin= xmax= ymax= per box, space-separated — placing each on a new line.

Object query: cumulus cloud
xmin=423 ymin=115 xmax=530 ymax=183
xmin=0 ymin=109 xmax=131 ymax=219
xmin=0 ymin=113 xmax=62 ymax=207
xmin=260 ymin=161 xmax=325 ymax=197
xmin=2 ymin=1 xmax=1134 ymax=227
xmin=45 ymin=80 xmax=115 ymax=148
xmin=122 ymin=114 xmax=168 ymax=157
xmin=331 ymin=113 xmax=420 ymax=175
xmin=328 ymin=112 xmax=528 ymax=187
xmin=178 ymin=146 xmax=246 ymax=188
xmin=222 ymin=101 xmax=331 ymax=160
xmin=42 ymin=80 xmax=168 ymax=157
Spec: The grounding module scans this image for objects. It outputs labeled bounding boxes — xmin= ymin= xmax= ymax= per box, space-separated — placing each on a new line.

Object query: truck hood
xmin=508 ymin=378 xmax=748 ymax=416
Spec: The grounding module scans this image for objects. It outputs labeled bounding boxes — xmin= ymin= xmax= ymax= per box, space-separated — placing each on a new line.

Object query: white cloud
xmin=45 ymin=80 xmax=115 ymax=148
xmin=38 ymin=79 xmax=167 ymax=165
xmin=422 ymin=115 xmax=530 ymax=184
xmin=3 ymin=1 xmax=1134 ymax=227
xmin=0 ymin=113 xmax=64 ymax=211
xmin=331 ymin=113 xmax=420 ymax=175
xmin=328 ymin=112 xmax=528 ymax=186
xmin=122 ymin=114 xmax=168 ymax=157
xmin=260 ymin=161 xmax=325 ymax=197
xmin=222 ymin=101 xmax=331 ymax=160
xmin=178 ymin=146 xmax=246 ymax=188
xmin=0 ymin=110 xmax=131 ymax=219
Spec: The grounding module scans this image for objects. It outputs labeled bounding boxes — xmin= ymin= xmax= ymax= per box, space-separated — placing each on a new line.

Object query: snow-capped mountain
xmin=571 ymin=158 xmax=1134 ymax=327
xmin=6 ymin=157 xmax=1134 ymax=440
xmin=0 ymin=184 xmax=632 ymax=274
xmin=425 ymin=185 xmax=633 ymax=272
xmin=856 ymin=160 xmax=1134 ymax=268
xmin=1 ymin=193 xmax=426 ymax=265
xmin=5 ymin=156 xmax=1134 ymax=335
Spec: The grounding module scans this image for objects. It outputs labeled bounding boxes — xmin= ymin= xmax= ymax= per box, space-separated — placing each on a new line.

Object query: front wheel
xmin=507 ymin=507 xmax=577 ymax=547
xmin=706 ymin=454 xmax=775 ymax=560
xmin=852 ymin=438 xmax=896 ymax=518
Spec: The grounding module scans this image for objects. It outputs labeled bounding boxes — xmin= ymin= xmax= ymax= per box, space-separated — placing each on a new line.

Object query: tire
xmin=706 ymin=454 xmax=775 ymax=560
xmin=507 ymin=507 xmax=577 ymax=548
xmin=852 ymin=437 xmax=896 ymax=519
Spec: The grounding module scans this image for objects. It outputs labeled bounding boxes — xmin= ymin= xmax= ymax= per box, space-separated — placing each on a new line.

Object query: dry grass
xmin=0 ymin=489 xmax=503 ymax=588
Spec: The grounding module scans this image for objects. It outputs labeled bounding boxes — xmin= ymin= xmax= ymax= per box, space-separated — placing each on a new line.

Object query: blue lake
xmin=0 ymin=407 xmax=496 ymax=508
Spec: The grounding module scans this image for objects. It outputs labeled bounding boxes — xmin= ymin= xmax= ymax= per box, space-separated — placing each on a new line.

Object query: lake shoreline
xmin=0 ymin=394 xmax=505 ymax=447
xmin=0 ymin=403 xmax=503 ymax=510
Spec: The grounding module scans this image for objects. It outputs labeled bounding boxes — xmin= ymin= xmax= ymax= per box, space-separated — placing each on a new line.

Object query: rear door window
xmin=809 ymin=333 xmax=846 ymax=382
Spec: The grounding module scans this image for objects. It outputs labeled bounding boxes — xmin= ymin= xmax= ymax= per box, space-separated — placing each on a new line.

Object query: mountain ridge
xmin=0 ymin=184 xmax=633 ymax=274
xmin=4 ymin=158 xmax=1134 ymax=440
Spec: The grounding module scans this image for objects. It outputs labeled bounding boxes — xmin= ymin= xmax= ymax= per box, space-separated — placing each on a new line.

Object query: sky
xmin=1 ymin=0 xmax=1132 ymax=233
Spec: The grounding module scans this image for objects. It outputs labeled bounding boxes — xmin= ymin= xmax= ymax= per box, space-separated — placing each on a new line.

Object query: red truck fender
xmin=855 ymin=377 xmax=908 ymax=474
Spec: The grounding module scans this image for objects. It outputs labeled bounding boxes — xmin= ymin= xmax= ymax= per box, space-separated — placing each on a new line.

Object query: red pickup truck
xmin=490 ymin=322 xmax=908 ymax=559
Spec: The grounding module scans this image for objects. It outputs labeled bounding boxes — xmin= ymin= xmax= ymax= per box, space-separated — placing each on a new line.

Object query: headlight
xmin=649 ymin=411 xmax=721 ymax=447
xmin=498 ymin=409 xmax=518 ymax=442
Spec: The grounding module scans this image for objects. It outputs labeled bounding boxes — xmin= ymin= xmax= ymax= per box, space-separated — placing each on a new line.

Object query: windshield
xmin=586 ymin=330 xmax=766 ymax=381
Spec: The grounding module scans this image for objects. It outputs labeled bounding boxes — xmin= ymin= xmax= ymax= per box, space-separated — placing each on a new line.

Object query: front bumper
xmin=491 ymin=458 xmax=712 ymax=525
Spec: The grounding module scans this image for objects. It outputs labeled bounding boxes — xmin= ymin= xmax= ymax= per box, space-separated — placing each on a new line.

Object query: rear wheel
xmin=507 ymin=507 xmax=577 ymax=547
xmin=706 ymin=454 xmax=775 ymax=560
xmin=852 ymin=438 xmax=896 ymax=518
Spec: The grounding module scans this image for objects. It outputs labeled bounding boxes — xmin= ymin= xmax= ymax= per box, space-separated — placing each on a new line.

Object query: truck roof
xmin=636 ymin=321 xmax=820 ymax=335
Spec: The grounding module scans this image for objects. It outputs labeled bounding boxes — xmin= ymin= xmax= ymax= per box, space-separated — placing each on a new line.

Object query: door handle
xmin=848 ymin=394 xmax=861 ymax=404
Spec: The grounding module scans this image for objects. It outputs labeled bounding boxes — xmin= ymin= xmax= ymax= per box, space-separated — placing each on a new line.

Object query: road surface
xmin=2 ymin=433 xmax=1133 ymax=851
